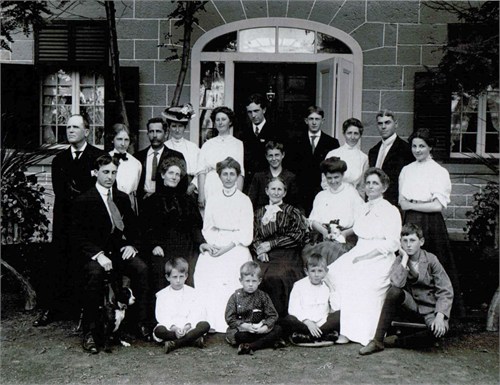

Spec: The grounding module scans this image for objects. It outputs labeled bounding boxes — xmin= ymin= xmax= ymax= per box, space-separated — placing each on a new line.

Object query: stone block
xmin=444 ymin=219 xmax=468 ymax=232
xmin=241 ymin=0 xmax=268 ymax=18
xmin=267 ymin=0 xmax=288 ymax=17
xmin=309 ymin=1 xmax=343 ymax=25
xmin=287 ymin=1 xmax=315 ymax=19
xmin=351 ymin=23 xmax=384 ymax=51
xmin=397 ymin=46 xmax=421 ymax=65
xmin=367 ymin=1 xmax=419 ymax=23
xmin=398 ymin=24 xmax=447 ymax=45
xmin=359 ymin=135 xmax=380 ymax=154
xmin=330 ymin=1 xmax=365 ymax=33
xmin=444 ymin=207 xmax=454 ymax=219
xmin=137 ymin=128 xmax=151 ymax=151
xmin=55 ymin=1 xmax=106 ymax=18
xmin=214 ymin=0 xmax=247 ymax=22
xmin=422 ymin=45 xmax=445 ymax=66
xmin=364 ymin=47 xmax=396 ymax=65
xmin=464 ymin=176 xmax=497 ymax=185
xmin=0 ymin=49 xmax=11 ymax=61
xmin=120 ymin=60 xmax=155 ymax=83
xmin=453 ymin=183 xmax=481 ymax=195
xmin=455 ymin=207 xmax=473 ymax=220
xmin=361 ymin=111 xmax=379 ymax=136
xmin=394 ymin=113 xmax=413 ymax=138
xmin=117 ymin=40 xmax=134 ymax=60
xmin=362 ymin=90 xmax=381 ymax=112
xmin=140 ymin=84 xmax=167 ymax=106
xmin=381 ymin=91 xmax=414 ymax=113
xmin=419 ymin=1 xmax=461 ymax=24
xmin=363 ymin=65 xmax=402 ymax=90
xmin=155 ymin=60 xmax=189 ymax=85
xmin=135 ymin=1 xmax=176 ymax=18
xmin=117 ymin=19 xmax=158 ymax=39
xmin=402 ymin=65 xmax=425 ymax=90
xmin=11 ymin=40 xmax=33 ymax=61
xmin=135 ymin=40 xmax=159 ymax=60
xmin=449 ymin=194 xmax=467 ymax=207
xmin=384 ymin=24 xmax=397 ymax=46
xmin=197 ymin=1 xmax=226 ymax=31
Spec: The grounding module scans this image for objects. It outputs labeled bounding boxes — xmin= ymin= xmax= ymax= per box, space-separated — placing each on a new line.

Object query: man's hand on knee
xmin=430 ymin=312 xmax=448 ymax=338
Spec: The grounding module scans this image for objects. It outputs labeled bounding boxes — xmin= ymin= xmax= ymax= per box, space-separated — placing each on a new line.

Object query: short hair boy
xmin=280 ymin=254 xmax=339 ymax=344
xmin=247 ymin=141 xmax=300 ymax=210
xmin=153 ymin=258 xmax=210 ymax=354
xmin=224 ymin=261 xmax=284 ymax=355
xmin=359 ymin=223 xmax=454 ymax=355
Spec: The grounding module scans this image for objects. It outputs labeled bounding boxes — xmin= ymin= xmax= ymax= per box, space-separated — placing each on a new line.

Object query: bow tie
xmin=114 ymin=153 xmax=128 ymax=161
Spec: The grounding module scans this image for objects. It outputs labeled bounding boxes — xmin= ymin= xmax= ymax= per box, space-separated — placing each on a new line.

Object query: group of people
xmin=33 ymin=94 xmax=457 ymax=357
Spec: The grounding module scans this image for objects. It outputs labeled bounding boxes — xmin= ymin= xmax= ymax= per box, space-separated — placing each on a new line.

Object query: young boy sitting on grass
xmin=359 ymin=223 xmax=454 ymax=355
xmin=225 ymin=261 xmax=285 ymax=355
xmin=280 ymin=253 xmax=339 ymax=344
xmin=153 ymin=258 xmax=210 ymax=354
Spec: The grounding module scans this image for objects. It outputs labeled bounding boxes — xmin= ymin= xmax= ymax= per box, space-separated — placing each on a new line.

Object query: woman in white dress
xmin=108 ymin=124 xmax=142 ymax=213
xmin=324 ymin=118 xmax=368 ymax=196
xmin=197 ymin=106 xmax=244 ymax=209
xmin=327 ymin=167 xmax=402 ymax=346
xmin=194 ymin=157 xmax=253 ymax=332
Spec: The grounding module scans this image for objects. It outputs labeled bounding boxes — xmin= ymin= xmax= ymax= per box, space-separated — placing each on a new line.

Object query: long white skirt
xmin=193 ymin=246 xmax=252 ymax=332
xmin=328 ymin=239 xmax=395 ymax=346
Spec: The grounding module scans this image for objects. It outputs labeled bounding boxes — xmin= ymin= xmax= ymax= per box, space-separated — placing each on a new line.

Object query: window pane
xmin=203 ymin=31 xmax=237 ymax=52
xmin=485 ymin=90 xmax=499 ymax=153
xmin=450 ymin=92 xmax=478 ymax=153
xmin=57 ymin=70 xmax=72 ymax=85
xmin=278 ymin=28 xmax=314 ymax=53
xmin=240 ymin=28 xmax=275 ymax=53
xmin=199 ymin=109 xmax=215 ymax=144
xmin=42 ymin=126 xmax=57 ymax=144
xmin=317 ymin=32 xmax=352 ymax=53
xmin=94 ymin=126 xmax=104 ymax=146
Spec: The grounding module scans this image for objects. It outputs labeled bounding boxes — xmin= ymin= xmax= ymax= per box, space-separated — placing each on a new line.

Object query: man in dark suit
xmin=368 ymin=110 xmax=413 ymax=207
xmin=71 ymin=155 xmax=149 ymax=353
xmin=289 ymin=106 xmax=339 ymax=215
xmin=34 ymin=114 xmax=106 ymax=327
xmin=239 ymin=94 xmax=281 ymax=192
xmin=134 ymin=117 xmax=186 ymax=204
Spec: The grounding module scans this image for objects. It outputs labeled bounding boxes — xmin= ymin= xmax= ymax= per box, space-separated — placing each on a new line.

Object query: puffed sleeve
xmin=430 ymin=164 xmax=451 ymax=208
xmin=195 ymin=141 xmax=210 ymax=175
xmin=375 ymin=202 xmax=402 ymax=256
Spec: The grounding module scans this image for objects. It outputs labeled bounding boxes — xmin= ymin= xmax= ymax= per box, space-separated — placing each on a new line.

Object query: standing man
xmin=135 ymin=117 xmax=186 ymax=203
xmin=290 ymin=106 xmax=339 ymax=215
xmin=239 ymin=94 xmax=280 ymax=192
xmin=71 ymin=155 xmax=149 ymax=353
xmin=33 ymin=114 xmax=106 ymax=327
xmin=368 ymin=110 xmax=413 ymax=207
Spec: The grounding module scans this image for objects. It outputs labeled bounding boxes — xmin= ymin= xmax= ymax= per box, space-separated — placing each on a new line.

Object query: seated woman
xmin=141 ymin=157 xmax=204 ymax=295
xmin=252 ymin=177 xmax=307 ymax=317
xmin=327 ymin=167 xmax=402 ymax=346
xmin=304 ymin=157 xmax=364 ymax=265
xmin=194 ymin=157 xmax=253 ymax=332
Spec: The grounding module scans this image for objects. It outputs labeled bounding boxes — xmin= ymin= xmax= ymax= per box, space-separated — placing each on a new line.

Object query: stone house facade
xmin=1 ymin=0 xmax=498 ymax=239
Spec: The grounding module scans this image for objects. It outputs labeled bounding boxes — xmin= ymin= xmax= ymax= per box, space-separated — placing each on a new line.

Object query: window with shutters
xmin=36 ymin=21 xmax=108 ymax=148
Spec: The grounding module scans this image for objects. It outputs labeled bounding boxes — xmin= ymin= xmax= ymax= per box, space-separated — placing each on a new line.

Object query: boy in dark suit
xmin=359 ymin=223 xmax=454 ymax=355
xmin=71 ymin=155 xmax=149 ymax=353
xmin=368 ymin=110 xmax=413 ymax=207
xmin=289 ymin=106 xmax=339 ymax=215
xmin=34 ymin=114 xmax=106 ymax=327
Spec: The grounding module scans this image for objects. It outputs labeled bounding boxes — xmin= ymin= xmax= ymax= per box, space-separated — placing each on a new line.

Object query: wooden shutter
xmin=1 ymin=64 xmax=39 ymax=149
xmin=35 ymin=21 xmax=108 ymax=65
xmin=413 ymin=72 xmax=451 ymax=160
xmin=104 ymin=67 xmax=140 ymax=152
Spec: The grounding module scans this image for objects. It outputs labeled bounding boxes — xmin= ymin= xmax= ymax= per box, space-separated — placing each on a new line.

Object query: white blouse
xmin=165 ymin=137 xmax=200 ymax=178
xmin=109 ymin=149 xmax=142 ymax=195
xmin=325 ymin=144 xmax=369 ymax=188
xmin=309 ymin=182 xmax=364 ymax=229
xmin=196 ymin=135 xmax=245 ymax=177
xmin=399 ymin=158 xmax=451 ymax=208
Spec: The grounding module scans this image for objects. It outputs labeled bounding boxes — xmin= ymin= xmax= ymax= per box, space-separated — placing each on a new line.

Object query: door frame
xmin=190 ymin=18 xmax=363 ymax=145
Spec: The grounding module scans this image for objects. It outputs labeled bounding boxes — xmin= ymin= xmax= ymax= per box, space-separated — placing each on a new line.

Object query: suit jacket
xmin=134 ymin=144 xmax=186 ymax=199
xmin=289 ymin=131 xmax=340 ymax=215
xmin=237 ymin=121 xmax=281 ymax=192
xmin=51 ymin=144 xmax=107 ymax=239
xmin=71 ymin=186 xmax=140 ymax=262
xmin=368 ymin=136 xmax=413 ymax=206
xmin=389 ymin=249 xmax=454 ymax=319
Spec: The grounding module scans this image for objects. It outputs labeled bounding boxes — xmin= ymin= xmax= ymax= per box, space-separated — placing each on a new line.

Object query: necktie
xmin=114 ymin=152 xmax=128 ymax=161
xmin=254 ymin=125 xmax=260 ymax=136
xmin=107 ymin=191 xmax=124 ymax=232
xmin=151 ymin=151 xmax=158 ymax=181
xmin=375 ymin=141 xmax=387 ymax=168
xmin=74 ymin=151 xmax=82 ymax=161
xmin=310 ymin=135 xmax=317 ymax=153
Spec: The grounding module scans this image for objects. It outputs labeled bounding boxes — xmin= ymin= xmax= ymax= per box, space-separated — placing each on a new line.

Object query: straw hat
xmin=162 ymin=103 xmax=196 ymax=123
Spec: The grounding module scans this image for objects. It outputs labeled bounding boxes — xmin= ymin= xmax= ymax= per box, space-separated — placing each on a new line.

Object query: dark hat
xmin=162 ymin=103 xmax=196 ymax=123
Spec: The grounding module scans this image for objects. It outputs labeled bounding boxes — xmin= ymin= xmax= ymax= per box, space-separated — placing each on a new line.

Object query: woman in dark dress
xmin=252 ymin=177 xmax=307 ymax=317
xmin=141 ymin=157 xmax=204 ymax=294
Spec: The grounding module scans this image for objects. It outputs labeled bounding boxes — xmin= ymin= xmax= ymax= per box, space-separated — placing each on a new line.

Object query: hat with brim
xmin=162 ymin=103 xmax=195 ymax=123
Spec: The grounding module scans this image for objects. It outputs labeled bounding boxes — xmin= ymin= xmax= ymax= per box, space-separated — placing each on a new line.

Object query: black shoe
xmin=322 ymin=332 xmax=339 ymax=342
xmin=290 ymin=332 xmax=312 ymax=344
xmin=33 ymin=310 xmax=52 ymax=327
xmin=193 ymin=336 xmax=205 ymax=349
xmin=237 ymin=343 xmax=254 ymax=355
xmin=164 ymin=341 xmax=176 ymax=354
xmin=359 ymin=339 xmax=384 ymax=356
xmin=273 ymin=338 xmax=287 ymax=350
xmin=82 ymin=332 xmax=98 ymax=354
xmin=138 ymin=324 xmax=152 ymax=341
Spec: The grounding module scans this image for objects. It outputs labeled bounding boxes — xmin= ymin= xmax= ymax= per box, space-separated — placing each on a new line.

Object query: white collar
xmin=254 ymin=119 xmax=266 ymax=130
xmin=95 ymin=183 xmax=110 ymax=197
xmin=71 ymin=142 xmax=87 ymax=155
xmin=381 ymin=133 xmax=397 ymax=147
xmin=148 ymin=146 xmax=164 ymax=156
xmin=309 ymin=131 xmax=322 ymax=139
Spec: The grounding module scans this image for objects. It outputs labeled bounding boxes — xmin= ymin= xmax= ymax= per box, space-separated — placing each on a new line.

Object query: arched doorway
xmin=189 ymin=18 xmax=363 ymax=145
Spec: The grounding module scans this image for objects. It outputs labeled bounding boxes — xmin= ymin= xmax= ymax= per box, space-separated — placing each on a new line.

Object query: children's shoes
xmin=237 ymin=343 xmax=254 ymax=355
xmin=164 ymin=341 xmax=177 ymax=354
